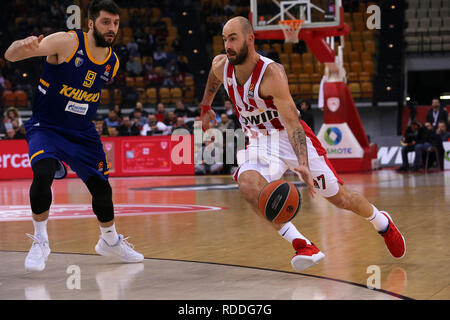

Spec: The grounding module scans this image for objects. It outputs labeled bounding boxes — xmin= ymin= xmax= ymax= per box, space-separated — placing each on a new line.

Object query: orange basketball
xmin=258 ymin=180 xmax=301 ymax=224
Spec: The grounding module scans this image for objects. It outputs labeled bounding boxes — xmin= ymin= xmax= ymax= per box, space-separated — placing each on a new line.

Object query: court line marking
xmin=0 ymin=249 xmax=413 ymax=300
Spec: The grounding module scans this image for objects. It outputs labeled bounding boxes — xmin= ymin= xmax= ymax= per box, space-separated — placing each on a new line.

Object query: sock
xmin=100 ymin=223 xmax=120 ymax=246
xmin=278 ymin=222 xmax=311 ymax=245
xmin=366 ymin=205 xmax=389 ymax=233
xmin=33 ymin=219 xmax=48 ymax=241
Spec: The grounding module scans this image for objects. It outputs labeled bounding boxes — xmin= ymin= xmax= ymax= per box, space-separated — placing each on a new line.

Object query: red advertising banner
xmin=0 ymin=135 xmax=194 ymax=180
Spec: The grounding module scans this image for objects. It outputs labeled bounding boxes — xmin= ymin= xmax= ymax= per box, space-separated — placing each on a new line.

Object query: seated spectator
xmin=173 ymin=117 xmax=189 ymax=131
xmin=131 ymin=108 xmax=148 ymax=130
xmin=105 ymin=109 xmax=121 ymax=128
xmin=299 ymin=100 xmax=315 ymax=133
xmin=161 ymin=70 xmax=175 ymax=88
xmin=194 ymin=138 xmax=224 ymax=175
xmin=173 ymin=68 xmax=185 ymax=87
xmin=95 ymin=120 xmax=109 ymax=137
xmin=140 ymin=114 xmax=170 ymax=136
xmin=437 ymin=121 xmax=450 ymax=141
xmin=112 ymin=104 xmax=123 ymax=118
xmin=164 ymin=111 xmax=177 ymax=129
xmin=145 ymin=65 xmax=162 ymax=87
xmin=4 ymin=106 xmax=23 ymax=130
xmin=222 ymin=99 xmax=239 ymax=128
xmin=126 ymin=38 xmax=140 ymax=58
xmin=174 ymin=100 xmax=192 ymax=118
xmin=133 ymin=102 xmax=148 ymax=118
xmin=126 ymin=56 xmax=143 ymax=76
xmin=14 ymin=125 xmax=26 ymax=139
xmin=109 ymin=126 xmax=119 ymax=137
xmin=425 ymin=98 xmax=448 ymax=130
xmin=155 ymin=103 xmax=167 ymax=122
xmin=216 ymin=113 xmax=235 ymax=132
xmin=397 ymin=120 xmax=431 ymax=172
xmin=153 ymin=46 xmax=168 ymax=67
xmin=6 ymin=128 xmax=16 ymax=140
xmin=118 ymin=116 xmax=140 ymax=136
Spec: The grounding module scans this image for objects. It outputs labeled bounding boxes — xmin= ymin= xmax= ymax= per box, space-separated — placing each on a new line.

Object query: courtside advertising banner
xmin=0 ymin=135 xmax=194 ymax=180
xmin=317 ymin=123 xmax=364 ymax=159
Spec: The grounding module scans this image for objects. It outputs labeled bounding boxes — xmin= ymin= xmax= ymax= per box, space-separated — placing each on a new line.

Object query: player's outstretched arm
xmin=200 ymin=54 xmax=227 ymax=131
xmin=261 ymin=63 xmax=316 ymax=198
xmin=4 ymin=32 xmax=77 ymax=63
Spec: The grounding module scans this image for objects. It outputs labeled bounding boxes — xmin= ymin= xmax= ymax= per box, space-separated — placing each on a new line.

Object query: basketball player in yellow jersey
xmin=200 ymin=17 xmax=406 ymax=272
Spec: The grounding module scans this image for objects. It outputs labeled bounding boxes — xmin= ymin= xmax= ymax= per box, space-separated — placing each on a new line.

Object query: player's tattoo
xmin=206 ymin=69 xmax=221 ymax=94
xmin=290 ymin=127 xmax=309 ymax=166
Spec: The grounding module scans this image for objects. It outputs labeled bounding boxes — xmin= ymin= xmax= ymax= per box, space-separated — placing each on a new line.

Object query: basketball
xmin=258 ymin=180 xmax=301 ymax=224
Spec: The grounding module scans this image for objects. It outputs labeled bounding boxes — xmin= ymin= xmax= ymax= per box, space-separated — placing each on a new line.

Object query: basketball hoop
xmin=279 ymin=20 xmax=304 ymax=43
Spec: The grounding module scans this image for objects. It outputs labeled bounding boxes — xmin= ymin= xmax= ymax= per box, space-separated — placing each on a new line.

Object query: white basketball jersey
xmin=223 ymin=55 xmax=286 ymax=138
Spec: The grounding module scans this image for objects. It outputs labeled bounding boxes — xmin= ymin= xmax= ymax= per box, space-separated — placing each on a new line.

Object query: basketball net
xmin=279 ymin=20 xmax=304 ymax=43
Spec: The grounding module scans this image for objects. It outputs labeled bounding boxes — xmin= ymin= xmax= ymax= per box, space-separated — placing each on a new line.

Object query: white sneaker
xmin=95 ymin=234 xmax=144 ymax=263
xmin=25 ymin=233 xmax=51 ymax=272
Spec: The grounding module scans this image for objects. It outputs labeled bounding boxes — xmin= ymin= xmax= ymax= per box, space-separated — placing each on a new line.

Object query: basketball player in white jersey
xmin=200 ymin=17 xmax=406 ymax=272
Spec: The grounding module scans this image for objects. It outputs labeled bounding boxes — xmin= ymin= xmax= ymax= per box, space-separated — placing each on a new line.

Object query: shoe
xmin=290 ymin=239 xmax=325 ymax=272
xmin=95 ymin=234 xmax=144 ymax=263
xmin=379 ymin=211 xmax=406 ymax=259
xmin=24 ymin=233 xmax=51 ymax=272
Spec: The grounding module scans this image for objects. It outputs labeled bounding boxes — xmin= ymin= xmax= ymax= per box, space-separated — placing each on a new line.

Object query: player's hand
xmin=293 ymin=165 xmax=317 ymax=198
xmin=20 ymin=35 xmax=44 ymax=51
xmin=200 ymin=109 xmax=217 ymax=131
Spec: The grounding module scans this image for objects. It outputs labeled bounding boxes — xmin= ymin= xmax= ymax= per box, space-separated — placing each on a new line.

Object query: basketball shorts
xmin=25 ymin=123 xmax=109 ymax=183
xmin=233 ymin=130 xmax=343 ymax=198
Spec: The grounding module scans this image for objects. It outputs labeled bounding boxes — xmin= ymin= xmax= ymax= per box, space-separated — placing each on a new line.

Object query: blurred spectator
xmin=112 ymin=104 xmax=123 ymax=118
xmin=133 ymin=102 xmax=148 ymax=118
xmin=95 ymin=120 xmax=109 ymax=137
xmin=109 ymin=126 xmax=119 ymax=137
xmin=145 ymin=65 xmax=162 ymax=87
xmin=155 ymin=103 xmax=167 ymax=122
xmin=425 ymin=98 xmax=448 ymax=129
xmin=131 ymin=108 xmax=148 ymax=129
xmin=126 ymin=38 xmax=140 ymax=58
xmin=173 ymin=117 xmax=189 ymax=131
xmin=161 ymin=70 xmax=175 ymax=88
xmin=126 ymin=56 xmax=143 ymax=76
xmin=194 ymin=138 xmax=224 ymax=175
xmin=6 ymin=128 xmax=16 ymax=140
xmin=164 ymin=111 xmax=177 ymax=128
xmin=118 ymin=116 xmax=140 ymax=136
xmin=141 ymin=114 xmax=170 ymax=136
xmin=397 ymin=120 xmax=431 ymax=172
xmin=174 ymin=100 xmax=192 ymax=118
xmin=217 ymin=113 xmax=235 ymax=132
xmin=4 ymin=106 xmax=23 ymax=130
xmin=299 ymin=100 xmax=315 ymax=133
xmin=14 ymin=125 xmax=26 ymax=139
xmin=437 ymin=121 xmax=450 ymax=141
xmin=105 ymin=109 xmax=121 ymax=128
xmin=153 ymin=46 xmax=168 ymax=67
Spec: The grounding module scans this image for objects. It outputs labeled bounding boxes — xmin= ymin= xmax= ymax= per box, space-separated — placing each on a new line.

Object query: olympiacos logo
xmin=327 ymin=97 xmax=340 ymax=112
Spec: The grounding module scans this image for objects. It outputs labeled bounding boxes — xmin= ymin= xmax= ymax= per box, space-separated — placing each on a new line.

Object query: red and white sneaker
xmin=379 ymin=211 xmax=406 ymax=259
xmin=291 ymin=239 xmax=325 ymax=272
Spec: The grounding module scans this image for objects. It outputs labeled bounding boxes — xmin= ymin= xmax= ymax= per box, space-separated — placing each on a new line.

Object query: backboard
xmin=250 ymin=0 xmax=346 ymax=40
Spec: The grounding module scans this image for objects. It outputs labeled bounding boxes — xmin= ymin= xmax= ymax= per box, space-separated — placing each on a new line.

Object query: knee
xmin=238 ymin=179 xmax=258 ymax=201
xmin=331 ymin=191 xmax=356 ymax=210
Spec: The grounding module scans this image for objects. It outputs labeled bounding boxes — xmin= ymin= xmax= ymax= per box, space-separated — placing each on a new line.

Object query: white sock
xmin=100 ymin=223 xmax=120 ymax=246
xmin=366 ymin=205 xmax=389 ymax=233
xmin=278 ymin=222 xmax=311 ymax=245
xmin=33 ymin=219 xmax=48 ymax=241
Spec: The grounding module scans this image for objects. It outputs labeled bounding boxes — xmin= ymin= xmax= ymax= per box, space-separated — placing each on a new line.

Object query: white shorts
xmin=233 ymin=130 xmax=343 ymax=198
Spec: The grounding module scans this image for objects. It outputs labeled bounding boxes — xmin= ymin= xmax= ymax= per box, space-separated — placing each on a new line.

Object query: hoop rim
xmin=278 ymin=19 xmax=305 ymax=28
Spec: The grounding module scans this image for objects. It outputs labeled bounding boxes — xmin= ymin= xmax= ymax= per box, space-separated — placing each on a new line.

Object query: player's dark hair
xmin=88 ymin=0 xmax=121 ymax=21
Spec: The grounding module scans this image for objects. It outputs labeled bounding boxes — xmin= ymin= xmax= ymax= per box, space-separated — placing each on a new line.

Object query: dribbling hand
xmin=293 ymin=165 xmax=317 ymax=199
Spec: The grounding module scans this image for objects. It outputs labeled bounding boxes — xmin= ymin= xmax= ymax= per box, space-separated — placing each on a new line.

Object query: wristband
xmin=201 ymin=105 xmax=212 ymax=113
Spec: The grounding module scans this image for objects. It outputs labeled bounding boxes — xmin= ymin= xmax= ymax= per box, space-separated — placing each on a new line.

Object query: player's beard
xmin=93 ymin=24 xmax=116 ymax=48
xmin=227 ymin=41 xmax=248 ymax=65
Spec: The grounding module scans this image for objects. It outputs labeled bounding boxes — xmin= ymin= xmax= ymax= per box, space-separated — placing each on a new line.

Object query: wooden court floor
xmin=0 ymin=169 xmax=449 ymax=300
